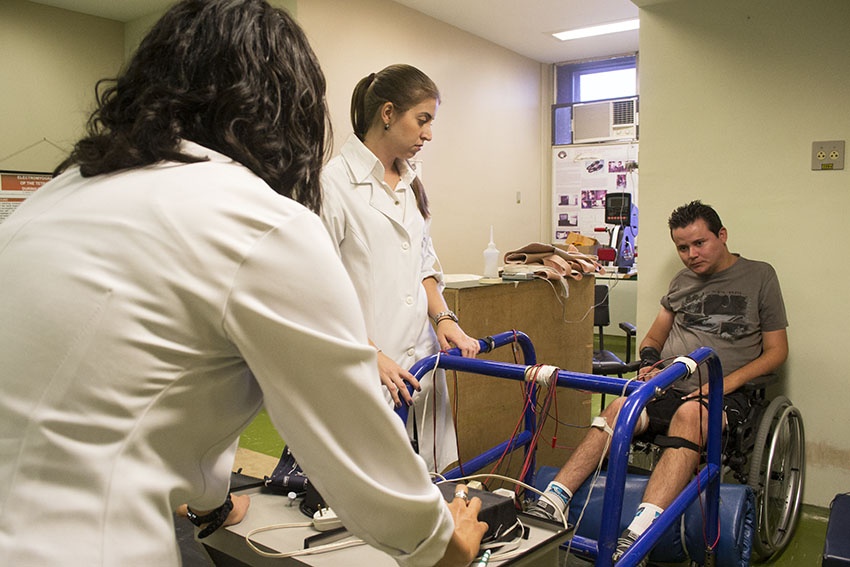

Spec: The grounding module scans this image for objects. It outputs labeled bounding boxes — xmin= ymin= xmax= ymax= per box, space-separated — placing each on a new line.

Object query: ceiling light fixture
xmin=552 ymin=18 xmax=640 ymax=41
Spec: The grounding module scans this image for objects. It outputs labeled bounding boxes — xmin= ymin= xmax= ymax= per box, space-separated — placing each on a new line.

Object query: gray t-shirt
xmin=660 ymin=255 xmax=787 ymax=393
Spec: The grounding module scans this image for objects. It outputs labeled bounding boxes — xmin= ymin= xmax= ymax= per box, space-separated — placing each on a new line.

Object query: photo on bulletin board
xmin=551 ymin=142 xmax=638 ymax=243
xmin=0 ymin=170 xmax=52 ymax=224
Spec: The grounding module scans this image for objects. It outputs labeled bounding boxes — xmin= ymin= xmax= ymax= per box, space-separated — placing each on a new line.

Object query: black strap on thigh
xmin=654 ymin=434 xmax=701 ymax=453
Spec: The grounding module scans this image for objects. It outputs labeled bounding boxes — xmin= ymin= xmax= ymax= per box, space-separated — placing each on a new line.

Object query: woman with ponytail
xmin=321 ymin=64 xmax=479 ymax=473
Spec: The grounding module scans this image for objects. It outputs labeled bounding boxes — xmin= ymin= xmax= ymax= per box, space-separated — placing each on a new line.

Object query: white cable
xmin=621 ymin=374 xmax=640 ymax=398
xmin=244 ymin=522 xmax=366 ymax=558
xmin=482 ymin=519 xmax=526 ymax=561
xmin=562 ymin=432 xmax=612 ymax=560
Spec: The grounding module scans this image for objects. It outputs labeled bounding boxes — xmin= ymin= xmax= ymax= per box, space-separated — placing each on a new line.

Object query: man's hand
xmin=638 ymin=365 xmax=661 ymax=381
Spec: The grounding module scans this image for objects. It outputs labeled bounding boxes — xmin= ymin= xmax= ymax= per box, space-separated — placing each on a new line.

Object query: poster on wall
xmin=0 ymin=171 xmax=51 ymax=224
xmin=551 ymin=142 xmax=638 ymax=245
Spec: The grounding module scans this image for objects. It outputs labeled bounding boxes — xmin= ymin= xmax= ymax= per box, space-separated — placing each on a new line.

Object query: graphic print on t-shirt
xmin=680 ymin=291 xmax=749 ymax=342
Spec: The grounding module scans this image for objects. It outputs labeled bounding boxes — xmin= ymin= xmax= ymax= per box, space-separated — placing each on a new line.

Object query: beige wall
xmin=295 ymin=0 xmax=546 ymax=274
xmin=636 ymin=0 xmax=850 ymax=506
xmin=0 ymin=0 xmax=124 ymax=172
xmin=5 ymin=0 xmax=545 ymax=275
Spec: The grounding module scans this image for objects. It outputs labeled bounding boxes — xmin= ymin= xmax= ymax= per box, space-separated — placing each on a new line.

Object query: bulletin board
xmin=0 ymin=170 xmax=51 ymax=224
xmin=551 ymin=142 xmax=638 ymax=244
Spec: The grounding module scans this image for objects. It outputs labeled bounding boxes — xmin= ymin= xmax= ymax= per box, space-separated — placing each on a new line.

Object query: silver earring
xmin=384 ymin=122 xmax=390 ymax=131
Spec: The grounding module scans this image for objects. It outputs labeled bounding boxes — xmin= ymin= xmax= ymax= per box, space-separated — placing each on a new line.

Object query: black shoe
xmin=611 ymin=529 xmax=648 ymax=566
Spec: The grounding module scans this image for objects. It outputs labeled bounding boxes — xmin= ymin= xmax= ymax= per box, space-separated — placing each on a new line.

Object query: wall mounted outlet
xmin=811 ymin=140 xmax=845 ymax=171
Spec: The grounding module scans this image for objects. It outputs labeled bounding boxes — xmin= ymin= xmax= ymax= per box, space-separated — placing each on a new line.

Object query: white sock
xmin=541 ymin=481 xmax=572 ymax=515
xmin=626 ymin=502 xmax=664 ymax=536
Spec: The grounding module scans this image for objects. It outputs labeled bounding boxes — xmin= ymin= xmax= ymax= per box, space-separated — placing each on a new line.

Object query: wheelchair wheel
xmin=746 ymin=395 xmax=805 ymax=559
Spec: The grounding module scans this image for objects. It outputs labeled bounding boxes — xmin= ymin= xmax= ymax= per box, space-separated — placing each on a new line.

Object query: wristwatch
xmin=432 ymin=310 xmax=459 ymax=325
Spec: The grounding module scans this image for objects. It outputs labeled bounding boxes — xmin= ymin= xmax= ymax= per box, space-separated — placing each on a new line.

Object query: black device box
xmin=437 ymin=484 xmax=518 ymax=542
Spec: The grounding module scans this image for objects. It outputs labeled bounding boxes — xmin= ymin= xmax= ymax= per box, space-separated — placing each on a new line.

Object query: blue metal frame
xmin=396 ymin=331 xmax=723 ymax=567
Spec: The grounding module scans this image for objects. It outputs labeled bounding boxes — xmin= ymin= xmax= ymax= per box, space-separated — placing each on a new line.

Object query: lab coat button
xmin=407 ymin=348 xmax=415 ymax=357
xmin=405 ymin=296 xmax=414 ymax=305
xmin=402 ymin=242 xmax=410 ymax=250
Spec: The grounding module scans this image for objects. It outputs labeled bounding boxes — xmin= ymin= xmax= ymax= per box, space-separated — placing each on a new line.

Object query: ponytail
xmin=350 ymin=73 xmax=376 ymax=141
xmin=410 ymin=173 xmax=430 ymax=219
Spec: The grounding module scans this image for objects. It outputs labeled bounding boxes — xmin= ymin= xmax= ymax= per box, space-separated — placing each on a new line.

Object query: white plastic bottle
xmin=482 ymin=225 xmax=500 ymax=281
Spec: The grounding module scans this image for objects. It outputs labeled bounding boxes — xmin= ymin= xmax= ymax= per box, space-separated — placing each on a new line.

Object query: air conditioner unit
xmin=572 ymin=97 xmax=638 ymax=144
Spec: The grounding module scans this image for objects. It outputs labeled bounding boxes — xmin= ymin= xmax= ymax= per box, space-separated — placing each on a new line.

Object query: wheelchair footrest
xmin=824 ymin=493 xmax=850 ymax=566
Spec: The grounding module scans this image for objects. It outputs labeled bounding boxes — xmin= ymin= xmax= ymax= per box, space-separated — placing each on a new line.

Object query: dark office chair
xmin=593 ymin=284 xmax=639 ymax=408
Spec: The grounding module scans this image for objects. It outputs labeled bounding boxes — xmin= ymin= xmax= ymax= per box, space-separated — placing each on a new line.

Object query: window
xmin=552 ymin=55 xmax=638 ymax=145
xmin=555 ymin=55 xmax=637 ymax=105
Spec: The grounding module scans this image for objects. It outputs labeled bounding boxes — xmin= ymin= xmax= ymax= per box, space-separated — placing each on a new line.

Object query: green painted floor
xmin=757 ymin=506 xmax=828 ymax=566
xmin=238 ymin=409 xmax=285 ymax=457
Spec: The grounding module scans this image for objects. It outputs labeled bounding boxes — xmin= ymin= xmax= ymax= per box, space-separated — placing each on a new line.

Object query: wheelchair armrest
xmin=619 ymin=322 xmax=637 ymax=362
xmin=740 ymin=374 xmax=777 ymax=393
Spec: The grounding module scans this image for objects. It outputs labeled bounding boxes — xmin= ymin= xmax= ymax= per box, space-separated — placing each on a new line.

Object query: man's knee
xmin=598 ymin=397 xmax=649 ymax=435
xmin=670 ymin=398 xmax=707 ymax=426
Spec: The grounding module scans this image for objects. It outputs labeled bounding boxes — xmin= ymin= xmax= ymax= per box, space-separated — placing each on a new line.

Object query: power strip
xmin=312 ymin=507 xmax=343 ymax=531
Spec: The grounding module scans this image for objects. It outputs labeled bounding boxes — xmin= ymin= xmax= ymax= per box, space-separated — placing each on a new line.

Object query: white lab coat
xmin=0 ymin=142 xmax=452 ymax=566
xmin=321 ymin=135 xmax=458 ymax=472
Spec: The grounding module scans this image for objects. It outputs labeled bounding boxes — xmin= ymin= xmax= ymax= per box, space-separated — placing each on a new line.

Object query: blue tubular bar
xmin=397 ymin=332 xmax=723 ymax=567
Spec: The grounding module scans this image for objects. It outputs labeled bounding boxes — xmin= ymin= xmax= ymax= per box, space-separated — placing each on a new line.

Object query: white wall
xmin=295 ymin=0 xmax=546 ymax=274
xmin=0 ymin=0 xmax=124 ymax=172
xmin=636 ymin=0 xmax=850 ymax=506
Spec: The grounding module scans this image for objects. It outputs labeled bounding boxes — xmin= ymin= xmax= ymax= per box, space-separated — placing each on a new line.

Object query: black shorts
xmin=643 ymin=388 xmax=751 ymax=437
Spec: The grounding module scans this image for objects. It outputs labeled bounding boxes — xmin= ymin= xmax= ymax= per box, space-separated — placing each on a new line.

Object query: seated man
xmin=528 ymin=200 xmax=788 ymax=565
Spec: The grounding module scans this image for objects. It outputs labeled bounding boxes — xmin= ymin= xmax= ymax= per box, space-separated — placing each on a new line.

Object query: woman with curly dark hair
xmin=0 ymin=1 xmax=484 ymax=565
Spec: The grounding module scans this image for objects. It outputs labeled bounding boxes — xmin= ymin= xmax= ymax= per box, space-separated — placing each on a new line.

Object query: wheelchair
xmin=625 ymin=373 xmax=805 ymax=561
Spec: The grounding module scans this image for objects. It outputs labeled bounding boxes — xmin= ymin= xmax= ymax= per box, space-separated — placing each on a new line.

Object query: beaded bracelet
xmin=187 ymin=493 xmax=234 ymax=539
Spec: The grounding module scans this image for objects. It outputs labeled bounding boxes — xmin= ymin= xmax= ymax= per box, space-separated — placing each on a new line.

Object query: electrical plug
xmin=312 ymin=507 xmax=343 ymax=531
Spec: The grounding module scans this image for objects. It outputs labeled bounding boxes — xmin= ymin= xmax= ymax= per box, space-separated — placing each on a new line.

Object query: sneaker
xmin=611 ymin=529 xmax=648 ymax=566
xmin=524 ymin=498 xmax=559 ymax=522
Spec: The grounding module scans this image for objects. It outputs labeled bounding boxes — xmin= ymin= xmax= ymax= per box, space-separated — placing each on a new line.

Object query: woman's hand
xmin=435 ymin=485 xmax=488 ymax=567
xmin=377 ymin=350 xmax=421 ymax=407
xmin=436 ymin=321 xmax=480 ymax=358
xmin=225 ymin=493 xmax=251 ymax=527
xmin=176 ymin=493 xmax=251 ymax=529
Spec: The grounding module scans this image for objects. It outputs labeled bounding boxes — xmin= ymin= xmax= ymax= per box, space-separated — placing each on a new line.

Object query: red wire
xmin=487 ymin=370 xmax=535 ymax=476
